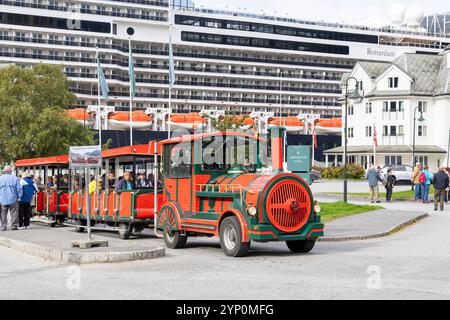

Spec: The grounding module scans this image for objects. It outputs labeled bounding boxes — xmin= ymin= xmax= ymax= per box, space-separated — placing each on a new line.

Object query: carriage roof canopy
xmin=15 ymin=155 xmax=70 ymax=167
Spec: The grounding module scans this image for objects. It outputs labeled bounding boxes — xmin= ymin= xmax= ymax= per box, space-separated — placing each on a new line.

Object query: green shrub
xmin=322 ymin=164 xmax=365 ymax=180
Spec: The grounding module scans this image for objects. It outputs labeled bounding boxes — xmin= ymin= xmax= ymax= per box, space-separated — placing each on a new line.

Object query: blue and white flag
xmin=97 ymin=54 xmax=109 ymax=101
xmin=168 ymin=31 xmax=176 ymax=87
xmin=129 ymin=46 xmax=136 ymax=98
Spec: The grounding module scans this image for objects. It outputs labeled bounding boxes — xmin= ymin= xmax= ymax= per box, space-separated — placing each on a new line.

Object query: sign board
xmin=69 ymin=146 xmax=102 ymax=169
xmin=287 ymin=145 xmax=311 ymax=173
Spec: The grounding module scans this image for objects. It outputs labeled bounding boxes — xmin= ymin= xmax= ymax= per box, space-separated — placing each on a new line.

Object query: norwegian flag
xmin=373 ymin=125 xmax=378 ymax=147
xmin=312 ymin=123 xmax=318 ymax=149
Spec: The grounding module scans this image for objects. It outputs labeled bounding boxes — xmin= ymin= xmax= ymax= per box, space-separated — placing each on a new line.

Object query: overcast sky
xmin=193 ymin=0 xmax=449 ymax=26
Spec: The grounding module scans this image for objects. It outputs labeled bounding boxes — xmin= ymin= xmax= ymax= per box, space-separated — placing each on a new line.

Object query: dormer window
xmin=388 ymin=77 xmax=399 ymax=88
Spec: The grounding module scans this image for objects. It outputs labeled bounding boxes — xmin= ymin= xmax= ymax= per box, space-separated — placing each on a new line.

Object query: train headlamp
xmin=314 ymin=201 xmax=321 ymax=214
xmin=247 ymin=205 xmax=258 ymax=217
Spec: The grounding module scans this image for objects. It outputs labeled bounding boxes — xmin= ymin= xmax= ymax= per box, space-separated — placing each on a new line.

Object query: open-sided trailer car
xmin=68 ymin=143 xmax=163 ymax=239
xmin=15 ymin=155 xmax=70 ymax=227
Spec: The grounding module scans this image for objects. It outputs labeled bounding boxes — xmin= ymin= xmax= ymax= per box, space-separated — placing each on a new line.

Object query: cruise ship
xmin=1 ymin=0 xmax=449 ymax=121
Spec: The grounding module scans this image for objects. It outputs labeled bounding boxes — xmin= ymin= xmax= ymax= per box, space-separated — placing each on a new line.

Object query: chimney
xmin=269 ymin=127 xmax=286 ymax=173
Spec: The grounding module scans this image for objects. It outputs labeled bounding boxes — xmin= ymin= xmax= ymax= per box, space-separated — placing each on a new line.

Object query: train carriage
xmin=156 ymin=127 xmax=324 ymax=257
xmin=68 ymin=143 xmax=163 ymax=239
xmin=15 ymin=155 xmax=70 ymax=226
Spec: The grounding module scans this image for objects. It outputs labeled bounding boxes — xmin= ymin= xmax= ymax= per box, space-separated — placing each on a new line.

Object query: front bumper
xmin=248 ymin=219 xmax=324 ymax=242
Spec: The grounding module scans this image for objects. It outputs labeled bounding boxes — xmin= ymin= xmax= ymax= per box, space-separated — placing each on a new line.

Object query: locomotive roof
xmin=160 ymin=132 xmax=263 ymax=145
xmin=15 ymin=155 xmax=70 ymax=167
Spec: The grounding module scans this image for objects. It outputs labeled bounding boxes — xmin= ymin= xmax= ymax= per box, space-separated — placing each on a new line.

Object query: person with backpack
xmin=421 ymin=166 xmax=433 ymax=204
xmin=18 ymin=171 xmax=38 ymax=229
xmin=384 ymin=169 xmax=396 ymax=202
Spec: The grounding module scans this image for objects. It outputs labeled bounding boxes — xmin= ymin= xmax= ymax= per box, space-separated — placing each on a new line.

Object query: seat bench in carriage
xmin=68 ymin=143 xmax=163 ymax=239
xmin=15 ymin=155 xmax=70 ymax=227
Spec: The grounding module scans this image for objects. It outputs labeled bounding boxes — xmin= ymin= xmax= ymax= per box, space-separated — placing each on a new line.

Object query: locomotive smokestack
xmin=269 ymin=126 xmax=286 ymax=173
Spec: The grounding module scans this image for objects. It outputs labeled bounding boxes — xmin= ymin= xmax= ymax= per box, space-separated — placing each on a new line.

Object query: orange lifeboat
xmin=169 ymin=113 xmax=206 ymax=130
xmin=65 ymin=108 xmax=92 ymax=124
xmin=269 ymin=117 xmax=304 ymax=133
xmin=315 ymin=118 xmax=342 ymax=135
xmin=108 ymin=111 xmax=152 ymax=130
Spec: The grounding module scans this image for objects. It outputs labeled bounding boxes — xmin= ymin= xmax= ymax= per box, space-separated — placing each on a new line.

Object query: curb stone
xmin=0 ymin=236 xmax=165 ymax=264
xmin=319 ymin=213 xmax=429 ymax=242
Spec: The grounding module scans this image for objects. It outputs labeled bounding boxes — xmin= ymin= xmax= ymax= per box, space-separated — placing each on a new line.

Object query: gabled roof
xmin=358 ymin=49 xmax=450 ymax=97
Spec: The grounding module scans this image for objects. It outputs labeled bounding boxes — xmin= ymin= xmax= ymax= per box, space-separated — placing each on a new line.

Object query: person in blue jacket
xmin=421 ymin=166 xmax=433 ymax=204
xmin=18 ymin=171 xmax=38 ymax=229
xmin=0 ymin=166 xmax=22 ymax=231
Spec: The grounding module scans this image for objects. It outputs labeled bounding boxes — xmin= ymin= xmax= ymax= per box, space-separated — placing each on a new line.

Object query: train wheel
xmin=219 ymin=216 xmax=250 ymax=257
xmin=286 ymin=240 xmax=316 ymax=254
xmin=75 ymin=219 xmax=86 ymax=233
xmin=119 ymin=223 xmax=131 ymax=240
xmin=49 ymin=216 xmax=56 ymax=228
xmin=163 ymin=228 xmax=187 ymax=249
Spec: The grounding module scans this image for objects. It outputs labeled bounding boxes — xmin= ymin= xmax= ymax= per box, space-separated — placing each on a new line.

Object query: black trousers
xmin=386 ymin=187 xmax=393 ymax=202
xmin=18 ymin=202 xmax=31 ymax=227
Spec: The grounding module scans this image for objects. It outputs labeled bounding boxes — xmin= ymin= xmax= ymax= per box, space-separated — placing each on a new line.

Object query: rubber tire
xmin=163 ymin=228 xmax=188 ymax=249
xmin=219 ymin=216 xmax=250 ymax=257
xmin=75 ymin=219 xmax=86 ymax=233
xmin=286 ymin=240 xmax=316 ymax=254
xmin=119 ymin=223 xmax=131 ymax=240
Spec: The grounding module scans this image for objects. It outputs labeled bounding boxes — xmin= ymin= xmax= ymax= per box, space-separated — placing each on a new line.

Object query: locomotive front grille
xmin=265 ymin=180 xmax=311 ymax=233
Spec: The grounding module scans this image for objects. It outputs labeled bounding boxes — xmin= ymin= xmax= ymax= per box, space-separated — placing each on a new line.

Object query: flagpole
xmin=168 ymin=23 xmax=174 ymax=139
xmin=373 ymin=123 xmax=377 ymax=166
xmin=128 ymin=37 xmax=133 ymax=146
xmin=96 ymin=47 xmax=102 ymax=149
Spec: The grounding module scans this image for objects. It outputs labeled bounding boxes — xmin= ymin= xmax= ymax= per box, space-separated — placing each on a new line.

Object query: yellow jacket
xmin=411 ymin=167 xmax=421 ymax=185
xmin=89 ymin=180 xmax=97 ymax=195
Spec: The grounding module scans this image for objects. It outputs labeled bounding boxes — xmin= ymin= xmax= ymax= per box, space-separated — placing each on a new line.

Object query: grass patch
xmin=320 ymin=201 xmax=384 ymax=222
xmin=327 ymin=186 xmax=435 ymax=200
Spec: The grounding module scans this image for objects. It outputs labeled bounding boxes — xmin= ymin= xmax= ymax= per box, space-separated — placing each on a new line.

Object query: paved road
xmin=311 ymin=179 xmax=412 ymax=195
xmin=1 ymin=209 xmax=449 ymax=300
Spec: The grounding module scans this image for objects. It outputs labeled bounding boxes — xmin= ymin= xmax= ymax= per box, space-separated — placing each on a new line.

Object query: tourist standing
xmin=411 ymin=163 xmax=423 ymax=201
xmin=0 ymin=166 xmax=22 ymax=231
xmin=432 ymin=167 xmax=449 ymax=211
xmin=18 ymin=171 xmax=38 ymax=229
xmin=421 ymin=166 xmax=433 ymax=204
xmin=384 ymin=169 xmax=396 ymax=202
xmin=366 ymin=164 xmax=382 ymax=203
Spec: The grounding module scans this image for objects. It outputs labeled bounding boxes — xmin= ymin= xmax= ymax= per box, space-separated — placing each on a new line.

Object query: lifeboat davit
xmin=268 ymin=117 xmax=304 ymax=133
xmin=108 ymin=111 xmax=153 ymax=130
xmin=168 ymin=113 xmax=206 ymax=130
xmin=315 ymin=119 xmax=342 ymax=135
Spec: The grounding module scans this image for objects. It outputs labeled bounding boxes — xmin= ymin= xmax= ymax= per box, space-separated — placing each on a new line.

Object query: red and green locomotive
xmin=156 ymin=127 xmax=324 ymax=257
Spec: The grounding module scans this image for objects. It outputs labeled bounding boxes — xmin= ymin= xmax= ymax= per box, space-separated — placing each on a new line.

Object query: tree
xmin=0 ymin=64 xmax=94 ymax=162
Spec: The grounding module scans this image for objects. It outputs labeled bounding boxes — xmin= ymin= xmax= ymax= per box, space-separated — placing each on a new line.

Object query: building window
xmin=390 ymin=126 xmax=397 ymax=136
xmin=348 ymin=127 xmax=354 ymax=138
xmin=418 ymin=125 xmax=427 ymax=137
xmin=359 ymin=81 xmax=363 ymax=91
xmin=383 ymin=125 xmax=389 ymax=136
xmin=365 ymin=126 xmax=372 ymax=137
xmin=365 ymin=102 xmax=372 ymax=113
xmin=383 ymin=101 xmax=389 ymax=112
xmin=415 ymin=156 xmax=429 ymax=167
xmin=385 ymin=156 xmax=402 ymax=166
xmin=418 ymin=101 xmax=427 ymax=113
xmin=348 ymin=105 xmax=354 ymax=115
xmin=390 ymin=101 xmax=397 ymax=112
xmin=398 ymin=101 xmax=404 ymax=112
xmin=388 ymin=77 xmax=399 ymax=88
xmin=399 ymin=125 xmax=404 ymax=136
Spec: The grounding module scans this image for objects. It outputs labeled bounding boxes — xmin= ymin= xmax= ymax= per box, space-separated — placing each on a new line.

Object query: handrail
xmin=197 ymin=184 xmax=243 ymax=206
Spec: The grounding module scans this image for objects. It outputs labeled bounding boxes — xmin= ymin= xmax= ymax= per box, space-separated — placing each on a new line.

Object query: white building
xmin=1 ymin=1 xmax=450 ymax=118
xmin=325 ymin=47 xmax=450 ymax=171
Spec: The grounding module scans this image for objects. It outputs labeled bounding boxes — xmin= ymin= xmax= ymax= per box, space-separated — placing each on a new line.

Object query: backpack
xmin=419 ymin=172 xmax=427 ymax=184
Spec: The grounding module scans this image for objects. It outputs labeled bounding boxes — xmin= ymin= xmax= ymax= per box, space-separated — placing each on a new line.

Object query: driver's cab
xmin=160 ymin=132 xmax=269 ymax=215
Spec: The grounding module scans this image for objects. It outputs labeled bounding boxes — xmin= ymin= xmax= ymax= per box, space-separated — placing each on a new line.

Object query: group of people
xmin=366 ymin=162 xmax=450 ymax=211
xmin=0 ymin=166 xmax=38 ymax=231
xmin=412 ymin=163 xmax=449 ymax=211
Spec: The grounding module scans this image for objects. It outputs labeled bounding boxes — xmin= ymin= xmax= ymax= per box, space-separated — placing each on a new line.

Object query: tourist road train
xmin=15 ymin=128 xmax=323 ymax=257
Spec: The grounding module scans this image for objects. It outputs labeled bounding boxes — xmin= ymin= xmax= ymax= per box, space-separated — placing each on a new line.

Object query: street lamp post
xmin=343 ymin=76 xmax=363 ymax=203
xmin=412 ymin=106 xmax=425 ymax=190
